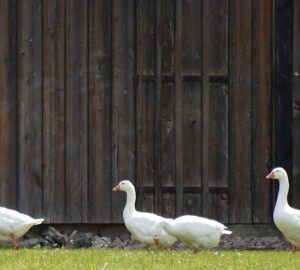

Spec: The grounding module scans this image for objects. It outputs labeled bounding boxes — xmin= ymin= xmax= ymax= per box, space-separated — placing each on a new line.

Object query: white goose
xmin=153 ymin=215 xmax=232 ymax=253
xmin=112 ymin=180 xmax=176 ymax=249
xmin=266 ymin=167 xmax=300 ymax=252
xmin=0 ymin=207 xmax=44 ymax=249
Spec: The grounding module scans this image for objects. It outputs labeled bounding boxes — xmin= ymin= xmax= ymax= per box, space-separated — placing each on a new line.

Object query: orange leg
xmin=10 ymin=233 xmax=19 ymax=250
xmin=292 ymin=244 xmax=297 ymax=253
xmin=144 ymin=244 xmax=150 ymax=250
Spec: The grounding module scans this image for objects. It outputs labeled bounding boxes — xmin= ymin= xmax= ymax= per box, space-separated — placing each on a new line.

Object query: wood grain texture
xmin=136 ymin=0 xmax=155 ymax=212
xmin=274 ymin=0 xmax=293 ymax=189
xmin=202 ymin=0 xmax=229 ymax=223
xmin=0 ymin=0 xmax=18 ymax=209
xmin=88 ymin=0 xmax=112 ymax=223
xmin=159 ymin=0 xmax=176 ymax=217
xmin=181 ymin=0 xmax=202 ymax=217
xmin=154 ymin=0 xmax=162 ymax=215
xmin=18 ymin=0 xmax=43 ymax=217
xmin=292 ymin=0 xmax=300 ymax=208
xmin=65 ymin=0 xmax=88 ymax=223
xmin=182 ymin=0 xmax=201 ymax=75
xmin=111 ymin=0 xmax=136 ymax=223
xmin=228 ymin=0 xmax=252 ymax=223
xmin=0 ymin=0 xmax=290 ymax=225
xmin=182 ymin=82 xmax=202 ymax=216
xmin=43 ymin=0 xmax=66 ymax=223
xmin=175 ymin=0 xmax=183 ymax=216
xmin=252 ymin=0 xmax=272 ymax=223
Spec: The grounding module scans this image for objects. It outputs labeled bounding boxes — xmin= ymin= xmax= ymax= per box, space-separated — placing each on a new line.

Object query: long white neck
xmin=159 ymin=219 xmax=173 ymax=234
xmin=275 ymin=174 xmax=290 ymax=210
xmin=123 ymin=187 xmax=137 ymax=218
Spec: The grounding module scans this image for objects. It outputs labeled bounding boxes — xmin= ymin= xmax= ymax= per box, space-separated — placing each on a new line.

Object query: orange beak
xmin=112 ymin=184 xmax=120 ymax=191
xmin=154 ymin=238 xmax=159 ymax=246
xmin=266 ymin=171 xmax=275 ymax=179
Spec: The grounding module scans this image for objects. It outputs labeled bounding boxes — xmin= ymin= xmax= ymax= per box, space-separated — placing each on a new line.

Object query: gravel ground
xmin=6 ymin=226 xmax=292 ymax=251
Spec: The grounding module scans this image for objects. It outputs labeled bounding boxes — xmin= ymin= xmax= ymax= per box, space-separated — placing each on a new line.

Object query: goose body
xmin=153 ymin=215 xmax=231 ymax=253
xmin=113 ymin=180 xmax=176 ymax=249
xmin=0 ymin=207 xmax=44 ymax=249
xmin=266 ymin=167 xmax=300 ymax=251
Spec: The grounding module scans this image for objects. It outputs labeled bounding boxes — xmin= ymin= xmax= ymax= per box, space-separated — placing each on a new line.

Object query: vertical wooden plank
xmin=0 ymin=0 xmax=17 ymax=209
xmin=136 ymin=0 xmax=155 ymax=212
xmin=274 ymin=0 xmax=293 ymax=196
xmin=292 ymin=0 xmax=300 ymax=208
xmin=161 ymin=82 xmax=176 ymax=218
xmin=182 ymin=0 xmax=201 ymax=75
xmin=154 ymin=0 xmax=162 ymax=215
xmin=18 ymin=0 xmax=43 ymax=217
xmin=136 ymin=82 xmax=155 ymax=212
xmin=182 ymin=83 xmax=202 ymax=188
xmin=252 ymin=0 xmax=272 ymax=223
xmin=202 ymin=0 xmax=229 ymax=223
xmin=65 ymin=0 xmax=88 ymax=223
xmin=228 ymin=0 xmax=252 ymax=223
xmin=161 ymin=0 xmax=175 ymax=76
xmin=160 ymin=0 xmax=176 ymax=218
xmin=88 ymin=0 xmax=112 ymax=223
xmin=111 ymin=0 xmax=136 ymax=223
xmin=182 ymin=82 xmax=202 ymax=216
xmin=181 ymin=0 xmax=202 ymax=216
xmin=43 ymin=0 xmax=66 ymax=223
xmin=175 ymin=0 xmax=183 ymax=216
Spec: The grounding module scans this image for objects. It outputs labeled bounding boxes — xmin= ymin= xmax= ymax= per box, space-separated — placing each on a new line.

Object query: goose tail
xmin=222 ymin=229 xmax=232 ymax=235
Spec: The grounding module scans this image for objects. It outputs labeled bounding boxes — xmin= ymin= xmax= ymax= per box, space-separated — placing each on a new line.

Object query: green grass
xmin=0 ymin=248 xmax=299 ymax=270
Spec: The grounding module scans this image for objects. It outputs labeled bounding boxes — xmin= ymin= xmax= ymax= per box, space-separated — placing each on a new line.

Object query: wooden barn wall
xmin=0 ymin=0 xmax=295 ymax=225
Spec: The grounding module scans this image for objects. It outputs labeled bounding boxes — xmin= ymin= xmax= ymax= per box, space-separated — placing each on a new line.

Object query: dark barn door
xmin=135 ymin=0 xmax=273 ymax=224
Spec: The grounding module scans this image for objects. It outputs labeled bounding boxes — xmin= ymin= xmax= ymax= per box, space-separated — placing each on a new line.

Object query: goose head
xmin=266 ymin=167 xmax=288 ymax=181
xmin=153 ymin=233 xmax=160 ymax=246
xmin=112 ymin=180 xmax=135 ymax=192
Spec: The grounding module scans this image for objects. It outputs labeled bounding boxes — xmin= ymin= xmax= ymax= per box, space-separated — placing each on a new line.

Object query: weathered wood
xmin=18 ymin=0 xmax=43 ymax=217
xmin=161 ymin=82 xmax=176 ymax=217
xmin=154 ymin=0 xmax=162 ymax=215
xmin=65 ymin=0 xmax=88 ymax=223
xmin=292 ymin=0 xmax=300 ymax=208
xmin=182 ymin=0 xmax=201 ymax=75
xmin=252 ymin=0 xmax=272 ymax=223
xmin=111 ymin=0 xmax=136 ymax=223
xmin=228 ymin=0 xmax=252 ymax=223
xmin=202 ymin=0 xmax=229 ymax=223
xmin=274 ymin=0 xmax=293 ymax=195
xmin=136 ymin=0 xmax=156 ymax=212
xmin=136 ymin=82 xmax=156 ymax=211
xmin=43 ymin=0 xmax=66 ymax=223
xmin=182 ymin=82 xmax=202 ymax=216
xmin=0 ymin=0 xmax=292 ymax=225
xmin=181 ymin=0 xmax=202 ymax=216
xmin=88 ymin=0 xmax=112 ymax=223
xmin=203 ymin=84 xmax=229 ymax=222
xmin=0 ymin=0 xmax=17 ymax=209
xmin=161 ymin=0 xmax=175 ymax=75
xmin=175 ymin=0 xmax=183 ymax=216
xmin=161 ymin=193 xmax=176 ymax=218
xmin=160 ymin=0 xmax=176 ymax=217
xmin=183 ymin=194 xmax=202 ymax=216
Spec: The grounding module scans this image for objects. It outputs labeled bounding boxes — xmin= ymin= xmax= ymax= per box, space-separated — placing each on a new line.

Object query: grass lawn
xmin=0 ymin=248 xmax=299 ymax=270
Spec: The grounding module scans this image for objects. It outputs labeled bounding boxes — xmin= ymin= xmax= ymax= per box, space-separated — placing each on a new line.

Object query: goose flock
xmin=113 ymin=167 xmax=300 ymax=253
xmin=0 ymin=167 xmax=299 ymax=252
